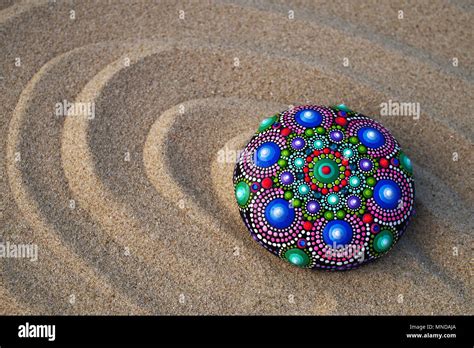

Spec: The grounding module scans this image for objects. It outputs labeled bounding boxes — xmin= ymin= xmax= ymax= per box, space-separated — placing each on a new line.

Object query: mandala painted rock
xmin=233 ymin=104 xmax=415 ymax=271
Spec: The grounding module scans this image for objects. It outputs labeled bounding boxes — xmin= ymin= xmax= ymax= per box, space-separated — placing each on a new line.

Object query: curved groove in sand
xmin=143 ymin=97 xmax=340 ymax=313
xmin=2 ymin=1 xmax=472 ymax=315
xmin=219 ymin=0 xmax=473 ymax=83
xmin=6 ymin=47 xmax=147 ymax=314
xmin=144 ymin=97 xmax=256 ymax=239
xmin=60 ymin=47 xmax=273 ymax=314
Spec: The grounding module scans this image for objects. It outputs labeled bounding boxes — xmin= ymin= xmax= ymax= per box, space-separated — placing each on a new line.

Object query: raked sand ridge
xmin=0 ymin=0 xmax=472 ymax=315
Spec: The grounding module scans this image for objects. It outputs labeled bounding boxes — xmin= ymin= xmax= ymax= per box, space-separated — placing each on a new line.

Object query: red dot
xmin=380 ymin=158 xmax=389 ymax=168
xmin=304 ymin=177 xmax=310 ymax=183
xmin=362 ymin=213 xmax=373 ymax=223
xmin=345 ymin=170 xmax=351 ymax=176
xmin=333 ymin=186 xmax=340 ymax=192
xmin=313 ymin=150 xmax=320 ymax=156
xmin=322 ymin=188 xmax=329 ymax=195
xmin=341 ymin=179 xmax=347 ymax=186
xmin=303 ymin=167 xmax=309 ymax=173
xmin=303 ymin=221 xmax=313 ymax=231
xmin=321 ymin=165 xmax=331 ymax=175
xmin=261 ymin=178 xmax=273 ymax=189
xmin=323 ymin=148 xmax=330 ymax=154
xmin=281 ymin=128 xmax=291 ymax=136
xmin=311 ymin=184 xmax=317 ymax=190
xmin=335 ymin=117 xmax=348 ymax=126
xmin=341 ymin=159 xmax=349 ymax=166
xmin=335 ymin=152 xmax=341 ymax=158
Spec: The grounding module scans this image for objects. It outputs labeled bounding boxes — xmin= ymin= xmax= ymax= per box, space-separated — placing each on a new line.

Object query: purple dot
xmin=280 ymin=171 xmax=294 ymax=185
xmin=347 ymin=196 xmax=361 ymax=209
xmin=330 ymin=130 xmax=343 ymax=142
xmin=306 ymin=200 xmax=320 ymax=214
xmin=359 ymin=158 xmax=373 ymax=171
xmin=291 ymin=137 xmax=305 ymax=150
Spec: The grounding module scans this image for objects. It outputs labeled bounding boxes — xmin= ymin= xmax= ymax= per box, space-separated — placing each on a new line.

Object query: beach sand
xmin=0 ymin=0 xmax=472 ymax=315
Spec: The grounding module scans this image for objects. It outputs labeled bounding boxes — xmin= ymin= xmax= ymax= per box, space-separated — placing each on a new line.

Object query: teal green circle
xmin=373 ymin=230 xmax=394 ymax=253
xmin=400 ymin=152 xmax=413 ymax=174
xmin=284 ymin=248 xmax=310 ymax=267
xmin=258 ymin=115 xmax=276 ymax=132
xmin=298 ymin=184 xmax=310 ymax=195
xmin=342 ymin=148 xmax=354 ymax=159
xmin=314 ymin=140 xmax=324 ymax=149
xmin=327 ymin=193 xmax=339 ymax=205
xmin=313 ymin=158 xmax=339 ymax=184
xmin=349 ymin=176 xmax=361 ymax=187
xmin=235 ymin=182 xmax=250 ymax=206
xmin=294 ymin=157 xmax=305 ymax=168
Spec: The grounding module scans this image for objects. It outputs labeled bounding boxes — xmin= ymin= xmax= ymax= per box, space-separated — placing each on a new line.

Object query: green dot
xmin=305 ymin=129 xmax=315 ymax=137
xmin=235 ymin=182 xmax=250 ymax=206
xmin=373 ymin=230 xmax=394 ymax=253
xmin=281 ymin=149 xmax=290 ymax=157
xmin=258 ymin=115 xmax=277 ymax=132
xmin=336 ymin=210 xmax=345 ymax=219
xmin=363 ymin=188 xmax=373 ymax=198
xmin=284 ymin=191 xmax=294 ymax=200
xmin=284 ymin=248 xmax=310 ymax=267
xmin=316 ymin=126 xmax=325 ymax=135
xmin=366 ymin=177 xmax=376 ymax=186
xmin=324 ymin=211 xmax=334 ymax=220
xmin=292 ymin=198 xmax=301 ymax=208
xmin=349 ymin=136 xmax=359 ymax=144
xmin=278 ymin=159 xmax=287 ymax=167
xmin=358 ymin=145 xmax=367 ymax=154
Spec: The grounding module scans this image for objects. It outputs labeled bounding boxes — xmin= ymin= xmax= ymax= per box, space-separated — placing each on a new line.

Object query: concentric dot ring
xmin=234 ymin=104 xmax=415 ymax=270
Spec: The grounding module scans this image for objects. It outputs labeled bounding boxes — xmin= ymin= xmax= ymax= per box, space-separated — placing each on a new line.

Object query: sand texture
xmin=0 ymin=0 xmax=472 ymax=315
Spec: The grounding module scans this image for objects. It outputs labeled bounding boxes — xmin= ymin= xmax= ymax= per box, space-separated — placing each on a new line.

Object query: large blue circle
xmin=322 ymin=220 xmax=353 ymax=247
xmin=374 ymin=179 xmax=402 ymax=209
xmin=254 ymin=142 xmax=281 ymax=168
xmin=295 ymin=109 xmax=323 ymax=128
xmin=264 ymin=198 xmax=295 ymax=229
xmin=357 ymin=126 xmax=385 ymax=148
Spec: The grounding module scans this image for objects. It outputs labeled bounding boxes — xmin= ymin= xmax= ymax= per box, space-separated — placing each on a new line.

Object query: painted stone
xmin=233 ymin=104 xmax=415 ymax=270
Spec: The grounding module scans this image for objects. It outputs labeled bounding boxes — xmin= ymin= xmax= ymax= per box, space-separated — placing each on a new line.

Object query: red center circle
xmin=321 ymin=165 xmax=331 ymax=175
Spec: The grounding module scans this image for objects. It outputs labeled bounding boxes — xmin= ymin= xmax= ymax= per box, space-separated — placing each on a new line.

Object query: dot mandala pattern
xmin=233 ymin=104 xmax=415 ymax=271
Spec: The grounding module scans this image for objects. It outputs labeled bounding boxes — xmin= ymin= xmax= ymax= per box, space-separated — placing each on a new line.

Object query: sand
xmin=0 ymin=0 xmax=472 ymax=315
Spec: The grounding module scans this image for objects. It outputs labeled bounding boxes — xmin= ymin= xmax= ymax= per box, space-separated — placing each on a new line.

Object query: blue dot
xmin=295 ymin=109 xmax=323 ymax=127
xmin=254 ymin=142 xmax=280 ymax=168
xmin=374 ymin=179 xmax=402 ymax=209
xmin=264 ymin=198 xmax=295 ymax=229
xmin=323 ymin=220 xmax=353 ymax=247
xmin=357 ymin=126 xmax=385 ymax=149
